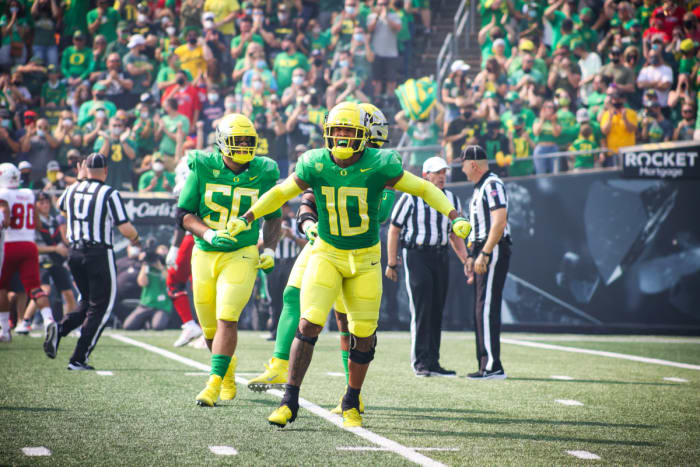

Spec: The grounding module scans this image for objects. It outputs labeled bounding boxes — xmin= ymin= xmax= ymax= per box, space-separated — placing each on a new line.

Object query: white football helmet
xmin=0 ymin=163 xmax=20 ymax=189
xmin=360 ymin=103 xmax=389 ymax=148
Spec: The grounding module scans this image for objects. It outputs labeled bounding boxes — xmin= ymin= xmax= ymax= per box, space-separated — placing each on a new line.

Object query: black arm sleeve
xmin=176 ymin=207 xmax=195 ymax=230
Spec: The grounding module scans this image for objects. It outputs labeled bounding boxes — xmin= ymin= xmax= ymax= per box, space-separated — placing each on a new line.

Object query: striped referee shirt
xmin=57 ymin=179 xmax=130 ymax=247
xmin=275 ymin=217 xmax=302 ymax=260
xmin=468 ymin=171 xmax=510 ymax=243
xmin=391 ymin=189 xmax=461 ymax=248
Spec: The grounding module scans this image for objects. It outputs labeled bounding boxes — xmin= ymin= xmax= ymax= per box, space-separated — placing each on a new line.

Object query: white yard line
xmin=21 ymin=447 xmax=51 ymax=456
xmin=663 ymin=377 xmax=688 ymax=383
xmin=209 ymin=446 xmax=238 ymax=456
xmin=337 ymin=447 xmax=459 ymax=452
xmin=109 ymin=334 xmax=446 ymax=467
xmin=566 ymin=450 xmax=600 ymax=460
xmin=96 ymin=371 xmax=113 ymax=376
xmin=550 ymin=375 xmax=573 ymax=380
xmin=503 ymin=338 xmax=700 ymax=371
xmin=327 ymin=372 xmax=345 ymax=377
xmin=555 ymin=399 xmax=584 ymax=406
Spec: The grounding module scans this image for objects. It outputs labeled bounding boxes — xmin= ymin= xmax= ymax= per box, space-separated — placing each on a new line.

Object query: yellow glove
xmin=226 ymin=216 xmax=249 ymax=237
xmin=257 ymin=248 xmax=275 ymax=274
xmin=495 ymin=151 xmax=506 ymax=167
xmin=451 ymin=217 xmax=472 ymax=239
xmin=202 ymin=229 xmax=238 ymax=248
xmin=504 ymin=155 xmax=513 ymax=166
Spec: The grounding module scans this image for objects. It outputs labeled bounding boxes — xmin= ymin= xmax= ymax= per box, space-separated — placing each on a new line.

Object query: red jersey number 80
xmin=10 ymin=202 xmax=34 ymax=230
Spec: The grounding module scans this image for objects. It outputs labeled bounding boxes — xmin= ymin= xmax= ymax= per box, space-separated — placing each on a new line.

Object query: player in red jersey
xmin=0 ymin=163 xmax=56 ymax=342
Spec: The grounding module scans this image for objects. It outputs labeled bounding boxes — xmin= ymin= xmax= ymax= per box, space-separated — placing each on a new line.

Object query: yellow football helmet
xmin=359 ymin=103 xmax=389 ymax=148
xmin=215 ymin=113 xmax=258 ymax=164
xmin=323 ymin=101 xmax=370 ymax=160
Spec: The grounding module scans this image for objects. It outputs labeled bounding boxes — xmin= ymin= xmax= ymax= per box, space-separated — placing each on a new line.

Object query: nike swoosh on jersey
xmin=249 ymin=176 xmax=258 ymax=181
xmin=360 ymin=168 xmax=372 ymax=173
xmin=370 ymin=261 xmax=379 ymax=265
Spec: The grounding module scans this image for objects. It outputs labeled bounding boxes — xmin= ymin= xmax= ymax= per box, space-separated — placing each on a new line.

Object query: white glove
xmin=165 ymin=246 xmax=179 ymax=268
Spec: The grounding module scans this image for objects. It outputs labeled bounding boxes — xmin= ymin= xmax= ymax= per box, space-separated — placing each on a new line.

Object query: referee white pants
xmin=473 ymin=242 xmax=510 ymax=372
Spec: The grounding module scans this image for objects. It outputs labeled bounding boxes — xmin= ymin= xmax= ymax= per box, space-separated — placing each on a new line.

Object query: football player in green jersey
xmin=246 ymin=103 xmax=395 ymax=417
xmin=227 ymin=102 xmax=471 ymax=428
xmin=175 ymin=113 xmax=282 ymax=407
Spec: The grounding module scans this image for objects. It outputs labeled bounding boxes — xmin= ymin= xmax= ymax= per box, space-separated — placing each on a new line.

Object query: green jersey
xmin=178 ymin=151 xmax=281 ymax=252
xmin=140 ymin=270 xmax=172 ymax=312
xmin=295 ymin=147 xmax=403 ymax=250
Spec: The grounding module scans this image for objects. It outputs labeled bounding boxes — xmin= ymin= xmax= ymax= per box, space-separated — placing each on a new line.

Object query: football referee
xmin=460 ymin=145 xmax=511 ymax=380
xmin=386 ymin=156 xmax=469 ymax=377
xmin=44 ymin=153 xmax=140 ymax=370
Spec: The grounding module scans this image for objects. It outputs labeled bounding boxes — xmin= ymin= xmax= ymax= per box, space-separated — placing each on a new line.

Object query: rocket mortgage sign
xmin=621 ymin=141 xmax=700 ymax=179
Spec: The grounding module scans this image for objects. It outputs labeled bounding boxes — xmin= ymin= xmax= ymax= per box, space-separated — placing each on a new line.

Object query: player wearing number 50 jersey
xmin=0 ymin=163 xmax=56 ymax=343
xmin=176 ymin=113 xmax=282 ymax=407
xmin=226 ymin=102 xmax=472 ymax=428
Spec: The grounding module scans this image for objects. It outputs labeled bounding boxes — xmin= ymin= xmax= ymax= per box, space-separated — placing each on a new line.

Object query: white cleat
xmin=0 ymin=332 xmax=11 ymax=343
xmin=15 ymin=321 xmax=31 ymax=335
xmin=174 ymin=322 xmax=203 ymax=347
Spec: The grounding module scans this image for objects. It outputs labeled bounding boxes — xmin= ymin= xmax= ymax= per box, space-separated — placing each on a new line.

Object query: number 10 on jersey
xmin=320 ymin=186 xmax=369 ymax=237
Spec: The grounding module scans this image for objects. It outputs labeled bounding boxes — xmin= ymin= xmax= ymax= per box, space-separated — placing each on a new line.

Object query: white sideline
xmin=503 ymin=338 xmax=700 ymax=371
xmin=209 ymin=446 xmax=238 ymax=456
xmin=109 ymin=334 xmax=446 ymax=467
xmin=555 ymin=399 xmax=584 ymax=406
xmin=566 ymin=450 xmax=600 ymax=460
xmin=21 ymin=447 xmax=51 ymax=456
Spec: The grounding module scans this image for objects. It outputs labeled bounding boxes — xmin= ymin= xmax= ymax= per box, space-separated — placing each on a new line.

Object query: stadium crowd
xmin=441 ymin=0 xmax=699 ymax=178
xmin=1 ymin=0 xmax=699 ymax=342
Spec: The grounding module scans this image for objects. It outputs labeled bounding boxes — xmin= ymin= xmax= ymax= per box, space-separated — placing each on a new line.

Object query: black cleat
xmin=67 ymin=361 xmax=95 ymax=371
xmin=429 ymin=365 xmax=457 ymax=377
xmin=467 ymin=368 xmax=506 ymax=380
xmin=43 ymin=322 xmax=59 ymax=359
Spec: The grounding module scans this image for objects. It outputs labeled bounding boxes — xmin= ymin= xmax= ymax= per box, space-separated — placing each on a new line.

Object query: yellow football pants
xmin=300 ymin=238 xmax=382 ymax=337
xmin=288 ymin=242 xmax=348 ymax=314
xmin=191 ymin=245 xmax=259 ymax=339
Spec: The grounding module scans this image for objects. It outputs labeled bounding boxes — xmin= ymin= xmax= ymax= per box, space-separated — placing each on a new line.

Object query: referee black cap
xmin=86 ymin=153 xmax=108 ymax=169
xmin=460 ymin=145 xmax=487 ymax=161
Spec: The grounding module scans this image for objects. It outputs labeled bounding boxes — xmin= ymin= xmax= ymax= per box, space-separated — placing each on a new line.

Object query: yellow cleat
xmin=342 ymin=408 xmax=362 ymax=427
xmin=330 ymin=392 xmax=365 ymax=414
xmin=268 ymin=404 xmax=297 ymax=428
xmin=196 ymin=374 xmax=222 ymax=407
xmin=220 ymin=355 xmax=237 ymax=401
xmin=248 ymin=357 xmax=288 ymax=392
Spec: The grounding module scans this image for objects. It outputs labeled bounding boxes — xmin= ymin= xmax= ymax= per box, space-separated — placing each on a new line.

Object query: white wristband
xmin=261 ymin=247 xmax=274 ymax=257
xmin=203 ymin=229 xmax=216 ymax=245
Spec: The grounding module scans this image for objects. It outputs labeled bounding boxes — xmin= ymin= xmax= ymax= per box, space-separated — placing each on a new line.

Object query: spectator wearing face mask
xmin=281 ymin=67 xmax=308 ymax=107
xmin=130 ymin=103 xmax=155 ymax=158
xmin=332 ymin=0 xmax=360 ymax=49
xmin=139 ymin=154 xmax=174 ymax=192
xmin=444 ymin=99 xmax=480 ymax=182
xmin=242 ymin=70 xmax=272 ymax=120
xmin=0 ymin=108 xmax=20 ymax=163
xmin=273 ymin=34 xmax=310 ymax=93
xmin=396 ymin=103 xmax=444 ymax=175
xmin=77 ymin=83 xmax=117 ymax=127
xmin=105 ymin=21 xmax=131 ymax=58
xmin=201 ymin=84 xmax=224 ymax=140
xmin=42 ymin=160 xmax=67 ymax=190
xmin=123 ymin=34 xmax=154 ymax=98
xmin=507 ymin=115 xmax=534 ymax=177
xmin=61 ymin=30 xmax=93 ymax=92
xmin=532 ymin=100 xmax=562 ymax=174
xmin=94 ymin=116 xmax=137 ymax=190
xmin=599 ymin=88 xmax=637 ymax=166
xmin=501 ymin=91 xmax=535 ymax=136
xmin=20 ymin=116 xmax=60 ymax=183
xmin=161 ymin=70 xmax=202 ymax=127
xmin=600 ymin=46 xmax=636 ymax=99
xmin=285 ymin=92 xmax=318 ymax=153
xmin=53 ymin=111 xmax=82 ymax=170
xmin=156 ymin=53 xmax=188 ymax=92
xmin=568 ymin=111 xmax=600 ymax=171
xmin=174 ymin=26 xmax=212 ymax=80
xmin=266 ymin=2 xmax=297 ymax=55
xmin=674 ymin=103 xmax=696 ymax=141
xmin=230 ymin=15 xmax=263 ymax=60
xmin=155 ymin=97 xmax=189 ymax=164
xmin=640 ymin=94 xmax=673 ymax=144
xmin=41 ymin=64 xmax=67 ymax=109
xmin=87 ymin=0 xmax=120 ymax=43
xmin=637 ymin=48 xmax=673 ymax=109
xmin=349 ymin=25 xmax=374 ymax=86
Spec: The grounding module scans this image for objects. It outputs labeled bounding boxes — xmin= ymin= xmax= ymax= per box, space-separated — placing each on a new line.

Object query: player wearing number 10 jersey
xmin=176 ymin=113 xmax=282 ymax=407
xmin=0 ymin=163 xmax=55 ymax=343
xmin=226 ymin=102 xmax=472 ymax=428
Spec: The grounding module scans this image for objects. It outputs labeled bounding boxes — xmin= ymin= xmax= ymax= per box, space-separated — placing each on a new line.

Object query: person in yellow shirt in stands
xmin=599 ymin=88 xmax=637 ymax=167
xmin=203 ymin=0 xmax=239 ymax=37
xmin=174 ymin=26 xmax=212 ymax=79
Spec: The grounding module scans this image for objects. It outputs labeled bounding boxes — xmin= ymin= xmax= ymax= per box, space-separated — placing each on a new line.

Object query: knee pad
xmin=349 ymin=333 xmax=377 ymax=364
xmin=167 ymin=281 xmax=187 ymax=299
xmin=30 ymin=288 xmax=47 ymax=301
xmin=295 ymin=329 xmax=318 ymax=346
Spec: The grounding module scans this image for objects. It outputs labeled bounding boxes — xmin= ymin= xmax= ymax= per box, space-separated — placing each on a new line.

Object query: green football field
xmin=1 ymin=330 xmax=699 ymax=466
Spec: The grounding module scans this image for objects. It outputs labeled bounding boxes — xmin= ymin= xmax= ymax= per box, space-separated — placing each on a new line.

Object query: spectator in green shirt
xmin=123 ymin=247 xmax=174 ymax=331
xmin=273 ymin=34 xmax=310 ymax=93
xmin=155 ymin=97 xmax=189 ymax=157
xmin=61 ymin=30 xmax=94 ymax=87
xmin=568 ymin=111 xmax=599 ymax=171
xmin=0 ymin=0 xmax=30 ymax=67
xmin=230 ymin=15 xmax=265 ymax=61
xmin=138 ymin=154 xmax=175 ymax=193
xmin=105 ymin=21 xmax=130 ymax=58
xmin=40 ymin=64 xmax=66 ymax=109
xmin=77 ymin=83 xmax=117 ymax=127
xmin=507 ymin=115 xmax=535 ymax=177
xmin=86 ymin=0 xmax=120 ymax=44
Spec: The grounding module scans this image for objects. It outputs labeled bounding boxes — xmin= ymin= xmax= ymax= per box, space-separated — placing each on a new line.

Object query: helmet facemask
xmin=324 ymin=124 xmax=367 ymax=160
